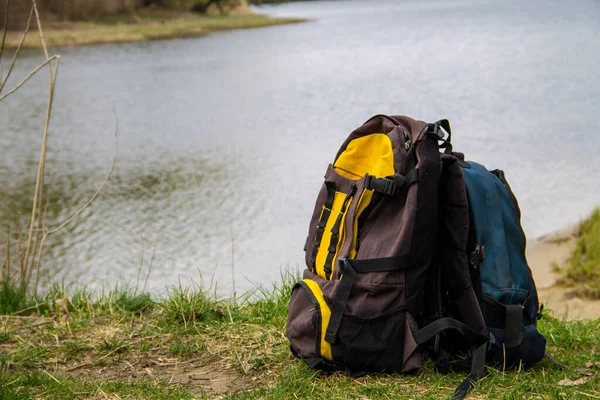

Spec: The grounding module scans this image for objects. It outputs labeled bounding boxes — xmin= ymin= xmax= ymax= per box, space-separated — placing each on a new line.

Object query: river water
xmin=1 ymin=0 xmax=599 ymax=295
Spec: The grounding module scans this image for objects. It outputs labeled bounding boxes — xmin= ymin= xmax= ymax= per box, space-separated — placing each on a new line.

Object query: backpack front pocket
xmin=287 ymin=267 xmax=421 ymax=374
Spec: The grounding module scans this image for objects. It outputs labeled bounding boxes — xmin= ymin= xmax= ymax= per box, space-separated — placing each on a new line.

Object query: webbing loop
xmin=422 ymin=119 xmax=452 ymax=153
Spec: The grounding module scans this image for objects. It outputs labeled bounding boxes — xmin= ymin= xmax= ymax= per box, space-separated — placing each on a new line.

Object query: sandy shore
xmin=527 ymin=225 xmax=600 ymax=320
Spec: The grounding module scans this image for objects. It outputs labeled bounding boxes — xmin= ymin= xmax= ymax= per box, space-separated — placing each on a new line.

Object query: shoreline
xmin=527 ymin=223 xmax=600 ymax=320
xmin=2 ymin=12 xmax=308 ymax=50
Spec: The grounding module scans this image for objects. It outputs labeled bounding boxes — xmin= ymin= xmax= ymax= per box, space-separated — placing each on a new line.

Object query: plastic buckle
xmin=382 ymin=178 xmax=397 ymax=195
xmin=338 ymin=257 xmax=348 ymax=275
xmin=364 ymin=174 xmax=373 ymax=190
xmin=470 ymin=245 xmax=486 ymax=267
xmin=427 ymin=123 xmax=445 ymax=139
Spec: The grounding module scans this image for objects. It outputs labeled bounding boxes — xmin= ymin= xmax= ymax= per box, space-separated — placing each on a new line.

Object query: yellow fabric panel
xmin=350 ymin=189 xmax=374 ymax=259
xmin=334 ymin=134 xmax=395 ymax=180
xmin=315 ymin=191 xmax=346 ymax=279
xmin=303 ymin=279 xmax=332 ymax=360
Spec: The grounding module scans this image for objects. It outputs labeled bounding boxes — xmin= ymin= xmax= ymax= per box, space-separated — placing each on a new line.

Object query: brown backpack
xmin=286 ymin=115 xmax=489 ymax=399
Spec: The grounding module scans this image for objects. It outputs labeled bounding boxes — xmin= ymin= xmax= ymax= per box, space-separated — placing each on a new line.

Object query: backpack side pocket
xmin=287 ymin=273 xmax=339 ymax=365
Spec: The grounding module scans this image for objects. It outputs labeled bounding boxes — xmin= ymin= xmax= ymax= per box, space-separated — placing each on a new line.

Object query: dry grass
xmin=0 ymin=277 xmax=599 ymax=399
xmin=0 ymin=291 xmax=292 ymax=397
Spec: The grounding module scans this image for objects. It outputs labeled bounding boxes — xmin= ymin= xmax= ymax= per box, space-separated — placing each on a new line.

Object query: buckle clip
xmin=364 ymin=174 xmax=373 ymax=189
xmin=338 ymin=257 xmax=348 ymax=275
xmin=425 ymin=123 xmax=444 ymax=139
xmin=364 ymin=174 xmax=398 ymax=196
xmin=470 ymin=245 xmax=486 ymax=268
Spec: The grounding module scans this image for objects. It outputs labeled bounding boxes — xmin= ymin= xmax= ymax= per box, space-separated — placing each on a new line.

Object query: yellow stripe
xmin=314 ymin=191 xmax=346 ymax=279
xmin=303 ymin=279 xmax=332 ymax=360
xmin=350 ymin=189 xmax=374 ymax=259
xmin=330 ymin=209 xmax=347 ymax=278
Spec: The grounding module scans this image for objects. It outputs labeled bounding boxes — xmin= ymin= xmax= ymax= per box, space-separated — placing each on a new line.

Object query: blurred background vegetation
xmin=0 ymin=0 xmax=299 ymax=30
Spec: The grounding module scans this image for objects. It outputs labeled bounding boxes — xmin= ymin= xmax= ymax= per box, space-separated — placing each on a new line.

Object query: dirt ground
xmin=527 ymin=226 xmax=600 ymax=320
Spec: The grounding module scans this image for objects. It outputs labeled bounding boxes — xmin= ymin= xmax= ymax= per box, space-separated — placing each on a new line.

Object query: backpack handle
xmin=423 ymin=119 xmax=453 ymax=153
xmin=362 ymin=114 xmax=402 ymax=127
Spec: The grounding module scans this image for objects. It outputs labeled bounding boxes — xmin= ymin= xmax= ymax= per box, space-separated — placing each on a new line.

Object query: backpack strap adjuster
xmin=470 ymin=245 xmax=486 ymax=268
xmin=364 ymin=170 xmax=419 ymax=196
xmin=365 ymin=175 xmax=398 ymax=195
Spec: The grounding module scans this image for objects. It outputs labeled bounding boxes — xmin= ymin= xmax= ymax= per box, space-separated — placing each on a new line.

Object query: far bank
xmin=3 ymin=9 xmax=308 ymax=50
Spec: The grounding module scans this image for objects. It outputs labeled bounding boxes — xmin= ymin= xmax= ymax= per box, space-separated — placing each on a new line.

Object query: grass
xmin=0 ymin=273 xmax=598 ymax=399
xmin=3 ymin=9 xmax=307 ymax=49
xmin=557 ymin=207 xmax=600 ymax=298
xmin=0 ymin=280 xmax=26 ymax=315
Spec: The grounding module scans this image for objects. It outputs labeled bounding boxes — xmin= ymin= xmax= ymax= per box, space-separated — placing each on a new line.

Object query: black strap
xmin=482 ymin=295 xmax=524 ymax=348
xmin=364 ymin=169 xmax=419 ymax=196
xmin=324 ymin=213 xmax=344 ymax=280
xmin=504 ymin=304 xmax=524 ymax=348
xmin=413 ymin=317 xmax=486 ymax=346
xmin=325 ymin=259 xmax=357 ymax=344
xmin=404 ymin=168 xmax=419 ymax=187
xmin=343 ymin=256 xmax=409 ymax=273
xmin=434 ymin=349 xmax=473 ymax=373
xmin=415 ymin=318 xmax=488 ymax=399
xmin=323 ymin=185 xmax=356 ymax=279
xmin=545 ymin=352 xmax=566 ymax=370
xmin=325 ymin=256 xmax=407 ymax=344
xmin=310 ymin=182 xmax=336 ymax=272
xmin=303 ymin=357 xmax=340 ymax=372
xmin=451 ymin=343 xmax=487 ymax=400
xmin=405 ymin=146 xmax=416 ymax=171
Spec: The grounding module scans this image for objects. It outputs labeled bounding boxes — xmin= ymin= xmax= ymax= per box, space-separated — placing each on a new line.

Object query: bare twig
xmin=67 ymin=362 xmax=90 ymax=372
xmin=230 ymin=224 xmax=236 ymax=303
xmin=0 ymin=55 xmax=59 ymax=102
xmin=21 ymin=53 xmax=59 ymax=290
xmin=33 ymin=0 xmax=51 ymax=70
xmin=47 ymin=104 xmax=119 ymax=235
xmin=23 ymin=0 xmax=57 ymax=289
xmin=134 ymin=212 xmax=145 ymax=294
xmin=142 ymin=231 xmax=159 ymax=293
xmin=3 ymin=230 xmax=9 ymax=283
xmin=13 ymin=300 xmax=50 ymax=315
xmin=33 ymin=168 xmax=56 ymax=293
xmin=0 ymin=0 xmax=9 ymax=68
xmin=0 ymin=1 xmax=33 ymax=94
xmin=3 ymin=1 xmax=119 ymax=294
xmin=42 ymin=370 xmax=60 ymax=384
xmin=32 ymin=231 xmax=47 ymax=293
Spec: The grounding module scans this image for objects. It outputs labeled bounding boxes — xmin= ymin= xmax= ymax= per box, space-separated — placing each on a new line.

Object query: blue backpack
xmin=460 ymin=159 xmax=546 ymax=366
xmin=424 ymin=150 xmax=548 ymax=399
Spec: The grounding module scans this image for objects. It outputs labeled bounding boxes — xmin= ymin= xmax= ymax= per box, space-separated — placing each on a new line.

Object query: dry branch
xmin=0 ymin=2 xmax=33 ymax=94
xmin=0 ymin=0 xmax=9 ymax=65
xmin=2 ymin=0 xmax=119 ymax=293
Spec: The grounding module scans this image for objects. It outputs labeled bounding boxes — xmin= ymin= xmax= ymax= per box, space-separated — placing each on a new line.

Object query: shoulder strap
xmin=413 ymin=317 xmax=488 ymax=400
